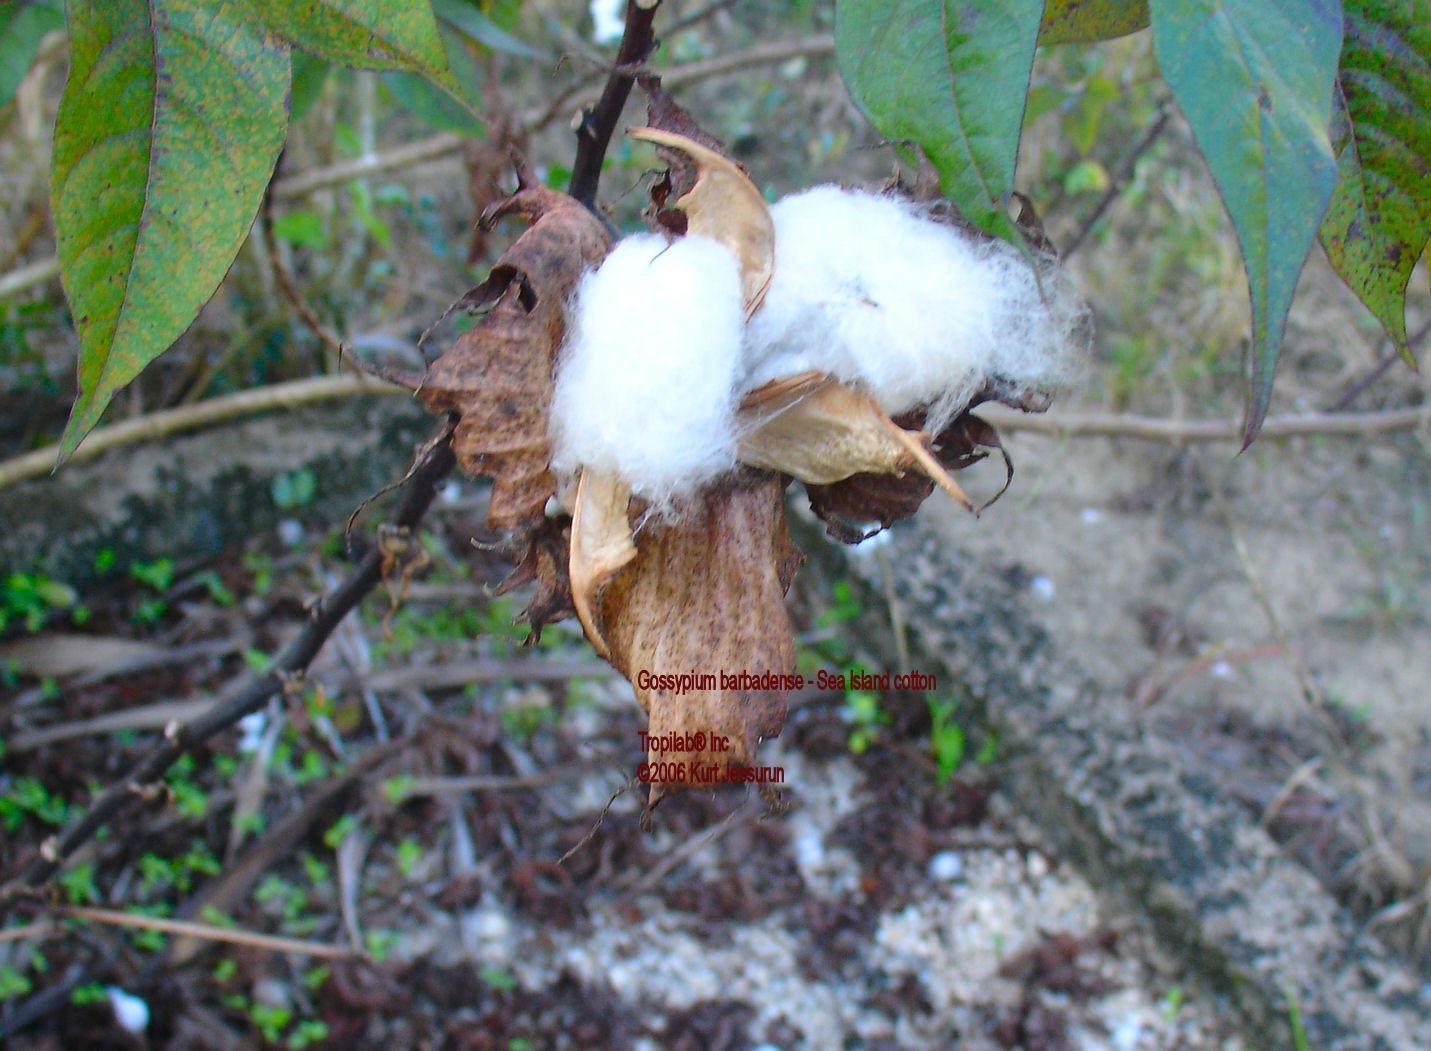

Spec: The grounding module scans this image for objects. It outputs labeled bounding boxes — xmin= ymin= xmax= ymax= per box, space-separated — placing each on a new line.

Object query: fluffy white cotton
xmin=743 ymin=186 xmax=1088 ymax=432
xmin=551 ymin=233 xmax=744 ymax=510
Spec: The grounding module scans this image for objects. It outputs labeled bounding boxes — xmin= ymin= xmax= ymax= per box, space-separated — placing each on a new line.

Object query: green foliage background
xmin=837 ymin=0 xmax=1429 ymax=444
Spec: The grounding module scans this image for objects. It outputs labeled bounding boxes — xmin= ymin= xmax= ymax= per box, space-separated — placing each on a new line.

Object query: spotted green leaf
xmin=1151 ymin=0 xmax=1342 ymax=446
xmin=835 ymin=0 xmax=1045 ymax=242
xmin=1319 ymin=0 xmax=1431 ymax=366
xmin=1039 ymin=0 xmax=1149 ymax=44
xmin=52 ymin=0 xmax=290 ymax=458
xmin=232 ymin=0 xmax=456 ymax=90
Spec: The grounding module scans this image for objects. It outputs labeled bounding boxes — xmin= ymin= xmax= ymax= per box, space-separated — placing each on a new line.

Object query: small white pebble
xmin=927 ymin=851 xmax=963 ymax=881
xmin=107 ymin=987 xmax=149 ymax=1034
xmin=252 ymin=977 xmax=290 ymax=1009
xmin=276 ymin=518 xmax=305 ymax=547
xmin=471 ymin=906 xmax=510 ymax=941
xmin=1030 ymin=575 xmax=1056 ymax=601
xmin=1209 ymin=661 xmax=1235 ymax=681
xmin=1027 ymin=853 xmax=1048 ymax=879
xmin=237 ymin=712 xmax=267 ymax=754
xmin=1080 ymin=506 xmax=1103 ymax=524
xmin=794 ymin=833 xmax=824 ymax=870
xmin=1111 ymin=1015 xmax=1146 ymax=1051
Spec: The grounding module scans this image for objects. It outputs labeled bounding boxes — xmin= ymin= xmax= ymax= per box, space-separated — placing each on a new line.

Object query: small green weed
xmin=844 ymin=689 xmax=887 ymax=754
xmin=928 ymin=697 xmax=965 ymax=783
xmin=1 ymin=571 xmax=78 ymax=632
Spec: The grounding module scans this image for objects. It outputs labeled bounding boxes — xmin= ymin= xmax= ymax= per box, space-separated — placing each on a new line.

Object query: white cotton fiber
xmin=551 ymin=233 xmax=744 ymax=510
xmin=743 ymin=186 xmax=1088 ymax=432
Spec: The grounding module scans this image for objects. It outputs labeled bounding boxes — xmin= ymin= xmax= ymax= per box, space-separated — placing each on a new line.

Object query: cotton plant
xmin=402 ymin=87 xmax=1089 ymax=809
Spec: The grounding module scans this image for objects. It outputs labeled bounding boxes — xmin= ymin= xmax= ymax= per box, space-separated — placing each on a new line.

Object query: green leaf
xmin=1318 ymin=0 xmax=1431 ymax=365
xmin=1150 ymin=0 xmax=1342 ymax=446
xmin=379 ymin=13 xmax=488 ymax=137
xmin=291 ymin=51 xmax=332 ymax=120
xmin=836 ymin=0 xmax=1045 ymax=241
xmin=382 ymin=70 xmax=484 ymax=136
xmin=272 ymin=211 xmax=328 ymax=250
xmin=0 ymin=0 xmax=64 ymax=108
xmin=434 ymin=0 xmax=543 ymax=59
xmin=51 ymin=0 xmax=290 ymax=457
xmin=1039 ymin=0 xmax=1149 ymax=44
xmin=233 ymin=0 xmax=456 ymax=89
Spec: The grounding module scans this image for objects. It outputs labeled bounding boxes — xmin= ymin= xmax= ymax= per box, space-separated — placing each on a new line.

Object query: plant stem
xmin=568 ymin=0 xmax=663 ymax=208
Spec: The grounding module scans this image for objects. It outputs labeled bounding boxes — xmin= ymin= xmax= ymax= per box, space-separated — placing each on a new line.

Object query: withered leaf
xmin=595 ymin=472 xmax=801 ymax=804
xmin=492 ymin=516 xmax=575 ymax=644
xmin=627 ymin=126 xmax=774 ymax=315
xmin=638 ymin=75 xmax=742 ymax=213
xmin=417 ymin=168 xmax=611 ymax=535
xmin=736 ymin=373 xmax=975 ymax=512
xmin=806 ymin=411 xmax=1013 ymax=543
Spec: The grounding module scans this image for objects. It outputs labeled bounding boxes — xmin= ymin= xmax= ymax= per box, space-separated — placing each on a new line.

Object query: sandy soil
xmin=926 ymin=417 xmax=1431 ymax=938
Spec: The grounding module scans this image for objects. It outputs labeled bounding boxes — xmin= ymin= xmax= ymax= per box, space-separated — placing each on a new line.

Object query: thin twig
xmin=6 ymin=657 xmax=620 ymax=752
xmin=1062 ymin=101 xmax=1171 ymax=260
xmin=2 ymin=432 xmax=456 ymax=894
xmin=4 ymin=371 xmax=1425 ymax=493
xmin=618 ymin=793 xmax=760 ymax=898
xmin=663 ymin=0 xmax=739 ymax=37
xmin=0 ymin=255 xmax=59 ymax=300
xmin=392 ymin=768 xmax=603 ymax=799
xmin=1323 ymin=315 xmax=1431 ymax=412
xmin=569 ymin=0 xmax=663 ymax=207
xmin=4 ymin=375 xmax=1426 ymax=492
xmin=261 ymin=191 xmax=346 ymax=358
xmin=0 ymin=374 xmax=394 ymax=488
xmin=165 ymin=735 xmax=410 ymax=967
xmin=57 ymin=906 xmax=355 ymax=960
xmin=0 ymin=922 xmax=51 ymax=944
xmin=975 ymin=402 xmax=1431 ymax=442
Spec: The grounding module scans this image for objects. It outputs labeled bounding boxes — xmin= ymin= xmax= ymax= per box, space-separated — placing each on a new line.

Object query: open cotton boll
xmin=551 ymin=233 xmax=745 ymax=511
xmin=743 ymin=185 xmax=1087 ymax=432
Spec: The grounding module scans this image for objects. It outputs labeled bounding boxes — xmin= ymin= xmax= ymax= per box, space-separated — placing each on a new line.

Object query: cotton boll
xmin=551 ymin=233 xmax=745 ymax=511
xmin=743 ymin=186 xmax=1087 ymax=432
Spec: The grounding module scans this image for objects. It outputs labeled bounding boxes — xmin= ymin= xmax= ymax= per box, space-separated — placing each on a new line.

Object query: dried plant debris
xmin=416 ymin=163 xmax=612 ymax=537
xmin=403 ymin=104 xmax=1087 ymax=805
xmin=593 ymin=472 xmax=800 ymax=802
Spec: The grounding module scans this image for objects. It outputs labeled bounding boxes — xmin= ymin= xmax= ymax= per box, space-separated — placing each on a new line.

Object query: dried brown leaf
xmin=806 ymin=411 xmax=1012 ymax=543
xmin=418 ymin=173 xmax=611 ymax=535
xmin=493 ymin=517 xmax=576 ymax=644
xmin=638 ymin=75 xmax=740 ymax=206
xmin=736 ymin=375 xmax=975 ymax=512
xmin=627 ymin=126 xmax=774 ymax=315
xmin=595 ymin=472 xmax=801 ymax=804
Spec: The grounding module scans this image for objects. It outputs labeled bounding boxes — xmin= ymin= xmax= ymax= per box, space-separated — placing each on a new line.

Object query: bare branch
xmin=568 ymin=0 xmax=663 ymax=207
xmin=0 ymin=374 xmax=396 ymax=489
xmin=57 ymin=906 xmax=356 ymax=959
xmin=977 ymin=402 xmax=1431 ymax=442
